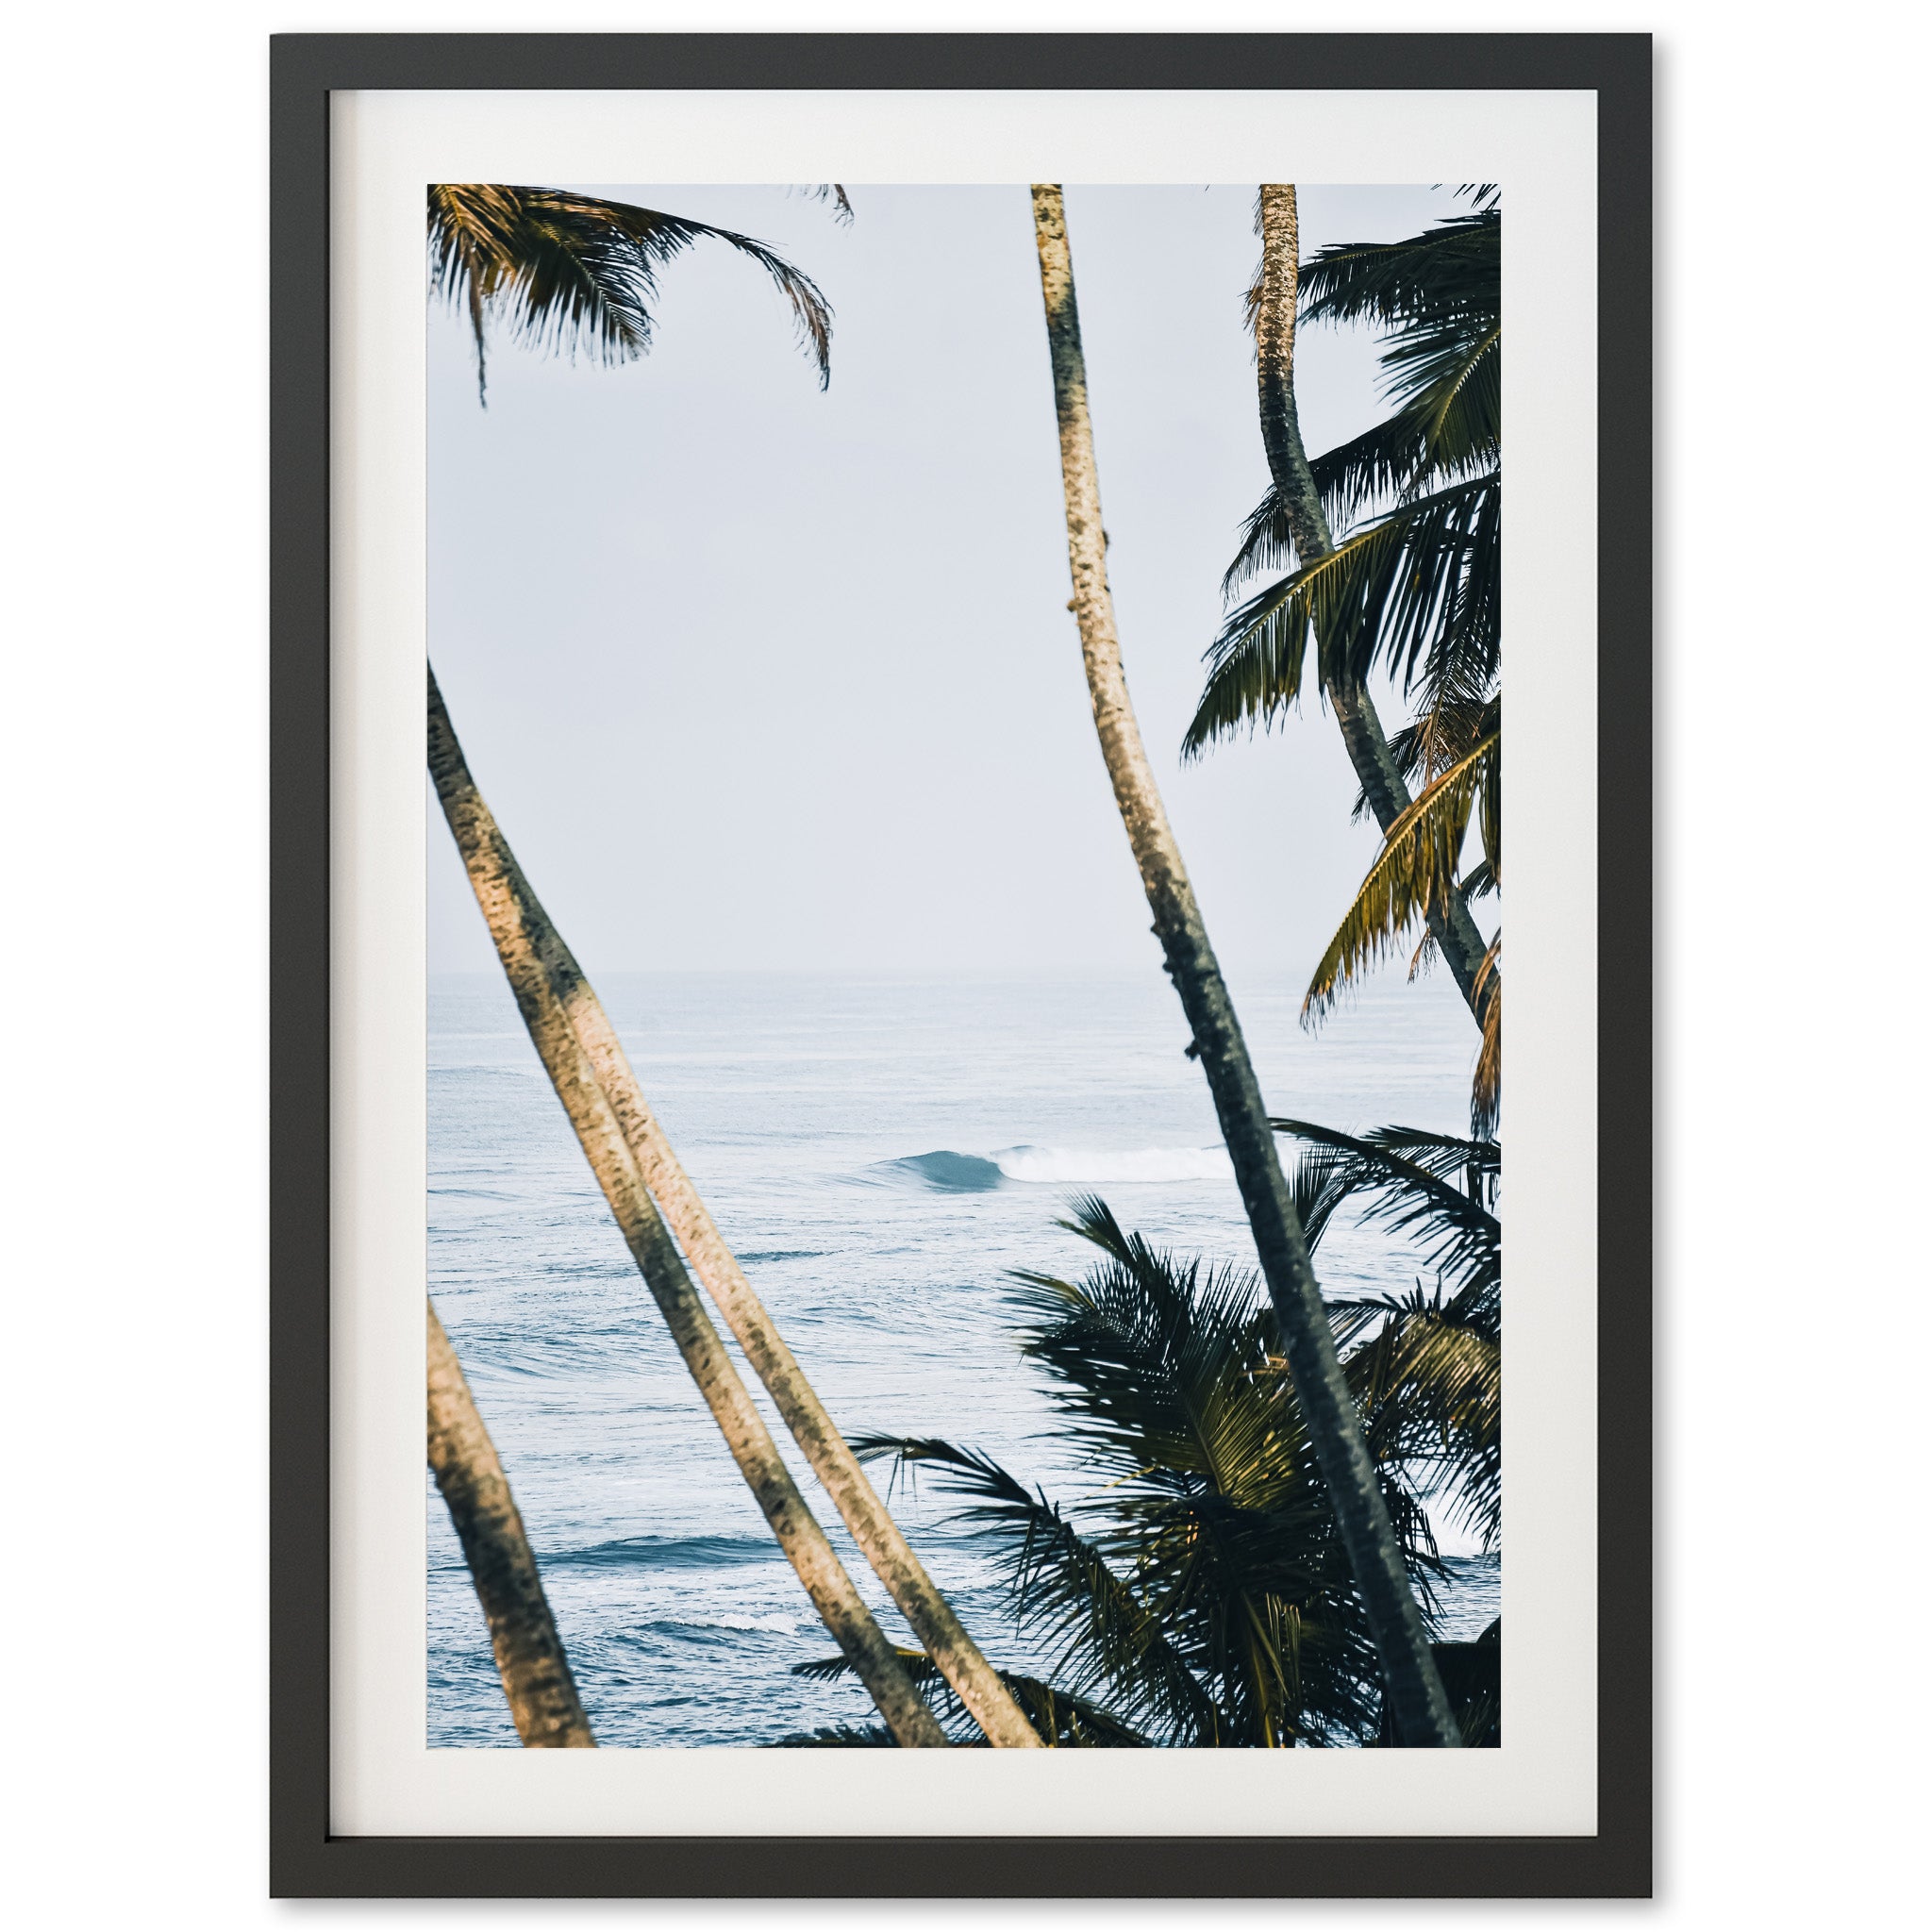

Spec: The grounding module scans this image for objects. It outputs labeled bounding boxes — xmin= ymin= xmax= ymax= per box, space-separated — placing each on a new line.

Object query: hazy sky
xmin=427 ymin=183 xmax=1467 ymax=977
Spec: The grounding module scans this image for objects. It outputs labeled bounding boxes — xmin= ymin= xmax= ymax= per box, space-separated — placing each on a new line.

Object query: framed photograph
xmin=272 ymin=30 xmax=1651 ymax=1898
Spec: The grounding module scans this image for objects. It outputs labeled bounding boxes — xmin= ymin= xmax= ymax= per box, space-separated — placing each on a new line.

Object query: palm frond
xmin=846 ymin=1433 xmax=1223 ymax=1743
xmin=1351 ymin=681 xmax=1495 ymax=824
xmin=1473 ymin=939 xmax=1502 ymax=1139
xmin=1008 ymin=1198 xmax=1286 ymax=1499
xmin=1297 ymin=210 xmax=1500 ymax=334
xmin=1275 ymin=1120 xmax=1501 ymax=1548
xmin=794 ymin=183 xmax=855 ymax=224
xmin=1379 ymin=317 xmax=1499 ymax=474
xmin=1223 ymin=379 xmax=1498 ymax=603
xmin=1272 ymin=1120 xmax=1500 ymax=1307
xmin=1336 ymin=1286 xmax=1500 ymax=1549
xmin=428 ymin=183 xmax=834 ymax=401
xmin=1303 ymin=721 xmax=1500 ymax=1022
xmin=1187 ymin=476 xmax=1499 ymax=757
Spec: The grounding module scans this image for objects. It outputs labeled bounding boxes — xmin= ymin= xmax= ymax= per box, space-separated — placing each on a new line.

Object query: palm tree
xmin=426 ymin=1295 xmax=595 ymax=1746
xmin=425 ymin=184 xmax=1040 ymax=1748
xmin=1185 ymin=187 xmax=1500 ymax=1057
xmin=813 ymin=1198 xmax=1495 ymax=1747
xmin=430 ymin=675 xmax=948 ymax=1748
xmin=1027 ymin=183 xmax=1457 ymax=1746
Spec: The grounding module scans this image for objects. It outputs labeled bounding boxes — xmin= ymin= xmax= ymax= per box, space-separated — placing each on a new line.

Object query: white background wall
xmin=3 ymin=0 xmax=1923 ymax=1924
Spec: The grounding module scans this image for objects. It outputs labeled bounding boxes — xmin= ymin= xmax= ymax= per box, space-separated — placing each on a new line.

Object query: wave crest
xmin=865 ymin=1144 xmax=1231 ymax=1191
xmin=994 ymin=1143 xmax=1233 ymax=1185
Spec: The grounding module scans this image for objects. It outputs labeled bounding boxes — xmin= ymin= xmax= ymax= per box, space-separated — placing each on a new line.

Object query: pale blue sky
xmin=427 ymin=183 xmax=1467 ymax=977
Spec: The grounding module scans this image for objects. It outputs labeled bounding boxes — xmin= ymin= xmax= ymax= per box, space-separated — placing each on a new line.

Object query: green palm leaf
xmin=1297 ymin=209 xmax=1500 ymax=334
xmin=428 ymin=183 xmax=834 ymax=400
xmin=1274 ymin=1119 xmax=1502 ymax=1546
xmin=1186 ymin=476 xmax=1499 ymax=757
xmin=848 ymin=1433 xmax=1224 ymax=1743
xmin=1302 ymin=719 xmax=1499 ymax=1024
xmin=1337 ymin=1288 xmax=1500 ymax=1549
xmin=1273 ymin=1120 xmax=1500 ymax=1309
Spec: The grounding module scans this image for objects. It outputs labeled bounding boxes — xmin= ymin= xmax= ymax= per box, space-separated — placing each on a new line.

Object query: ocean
xmin=427 ymin=966 xmax=1501 ymax=1747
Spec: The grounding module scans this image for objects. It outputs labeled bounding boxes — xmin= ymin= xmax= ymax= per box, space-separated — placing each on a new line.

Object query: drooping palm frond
xmin=1297 ymin=209 xmax=1500 ymax=334
xmin=1274 ymin=1120 xmax=1500 ymax=1307
xmin=1224 ymin=409 xmax=1497 ymax=600
xmin=428 ymin=183 xmax=834 ymax=401
xmin=1381 ymin=318 xmax=1498 ymax=479
xmin=848 ymin=1433 xmax=1224 ymax=1743
xmin=1302 ymin=716 xmax=1500 ymax=1024
xmin=1186 ymin=476 xmax=1500 ymax=757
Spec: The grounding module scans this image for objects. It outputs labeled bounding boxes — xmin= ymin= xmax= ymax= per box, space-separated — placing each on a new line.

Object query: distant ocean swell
xmin=864 ymin=1144 xmax=1236 ymax=1193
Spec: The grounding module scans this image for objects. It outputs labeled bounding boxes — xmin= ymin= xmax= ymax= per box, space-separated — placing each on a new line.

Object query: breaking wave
xmin=656 ymin=1611 xmax=801 ymax=1637
xmin=866 ymin=1144 xmax=1232 ymax=1192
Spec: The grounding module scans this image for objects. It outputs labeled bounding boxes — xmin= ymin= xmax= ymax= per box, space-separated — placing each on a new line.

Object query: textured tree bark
xmin=437 ymin=695 xmax=1041 ymax=1751
xmin=1254 ymin=184 xmax=1496 ymax=1024
xmin=428 ymin=674 xmax=948 ymax=1748
xmin=426 ymin=1297 xmax=596 ymax=1746
xmin=1029 ymin=184 xmax=1457 ymax=1747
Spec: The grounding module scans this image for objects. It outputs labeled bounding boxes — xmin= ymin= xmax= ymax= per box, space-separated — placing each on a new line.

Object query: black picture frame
xmin=272 ymin=29 xmax=1651 ymax=1899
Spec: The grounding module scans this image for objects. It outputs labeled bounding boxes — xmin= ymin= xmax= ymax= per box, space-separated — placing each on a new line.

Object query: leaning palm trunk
xmin=429 ymin=672 xmax=947 ymax=1748
xmin=427 ymin=1296 xmax=595 ymax=1746
xmin=444 ymin=704 xmax=1041 ymax=1751
xmin=1028 ymin=185 xmax=1457 ymax=1747
xmin=1254 ymin=185 xmax=1496 ymax=1026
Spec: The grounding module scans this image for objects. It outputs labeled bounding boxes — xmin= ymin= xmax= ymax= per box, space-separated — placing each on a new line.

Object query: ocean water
xmin=427 ymin=967 xmax=1501 ymax=1747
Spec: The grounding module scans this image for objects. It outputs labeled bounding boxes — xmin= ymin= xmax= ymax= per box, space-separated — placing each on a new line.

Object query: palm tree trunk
xmin=1254 ymin=184 xmax=1496 ymax=1024
xmin=1028 ymin=184 xmax=1457 ymax=1747
xmin=434 ymin=686 xmax=1041 ymax=1751
xmin=426 ymin=1296 xmax=595 ymax=1745
xmin=428 ymin=674 xmax=948 ymax=1749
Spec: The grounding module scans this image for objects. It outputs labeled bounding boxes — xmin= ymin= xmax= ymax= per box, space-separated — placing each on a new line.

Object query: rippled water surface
xmin=428 ymin=969 xmax=1500 ymax=1747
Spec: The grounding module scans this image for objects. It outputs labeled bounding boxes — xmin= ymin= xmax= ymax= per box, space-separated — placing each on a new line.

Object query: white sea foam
xmin=991 ymin=1144 xmax=1234 ymax=1186
xmin=667 ymin=1612 xmax=801 ymax=1636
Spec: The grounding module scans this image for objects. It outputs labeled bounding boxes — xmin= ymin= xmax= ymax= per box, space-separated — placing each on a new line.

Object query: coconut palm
xmin=1027 ymin=184 xmax=1457 ymax=1746
xmin=426 ymin=1295 xmax=595 ymax=1746
xmin=808 ymin=1197 xmax=1497 ymax=1747
xmin=425 ymin=183 xmax=1041 ymax=1748
xmin=1185 ymin=188 xmax=1501 ymax=1051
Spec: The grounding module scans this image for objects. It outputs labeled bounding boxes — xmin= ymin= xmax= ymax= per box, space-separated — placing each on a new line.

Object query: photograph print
xmin=425 ymin=178 xmax=1504 ymax=1754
